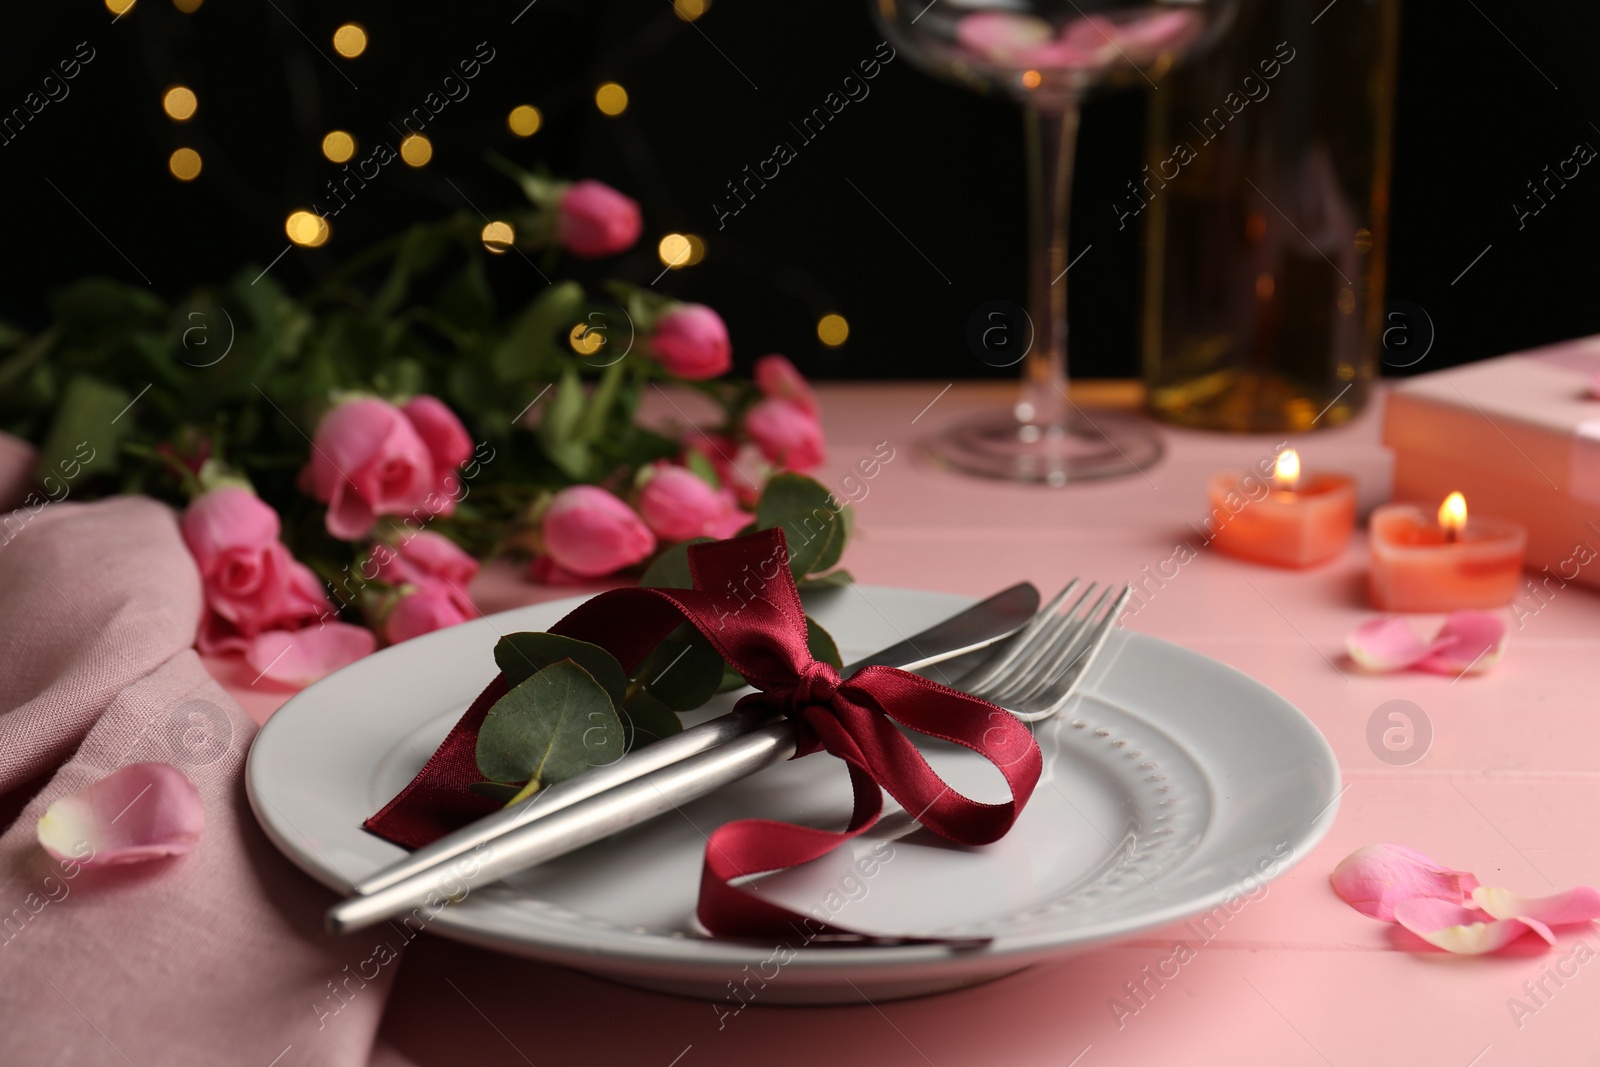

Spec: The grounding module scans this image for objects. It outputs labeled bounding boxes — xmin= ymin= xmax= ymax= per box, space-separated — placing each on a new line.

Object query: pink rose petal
xmin=245 ymin=623 xmax=377 ymax=687
xmin=1472 ymin=885 xmax=1600 ymax=926
xmin=37 ymin=763 xmax=205 ymax=867
xmin=1346 ymin=617 xmax=1434 ymax=672
xmin=1393 ymin=898 xmax=1554 ymax=954
xmin=1416 ymin=611 xmax=1506 ymax=676
xmin=1330 ymin=844 xmax=1480 ymax=921
xmin=955 ymin=12 xmax=1053 ymax=61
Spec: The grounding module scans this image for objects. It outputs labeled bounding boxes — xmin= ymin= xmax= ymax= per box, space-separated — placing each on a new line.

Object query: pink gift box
xmin=1383 ymin=337 xmax=1600 ymax=594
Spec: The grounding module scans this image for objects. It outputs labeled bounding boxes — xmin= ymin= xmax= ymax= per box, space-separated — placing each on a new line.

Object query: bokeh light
xmin=173 ymin=0 xmax=204 ymax=11
xmin=105 ymin=0 xmax=136 ymax=15
xmin=332 ymin=23 xmax=368 ymax=59
xmin=285 ymin=211 xmax=330 ymax=248
xmin=399 ymin=134 xmax=433 ymax=167
xmin=656 ymin=233 xmax=706 ymax=269
xmin=507 ymin=105 xmax=542 ymax=137
xmin=168 ymin=148 xmax=202 ymax=181
xmin=321 ymin=130 xmax=356 ymax=164
xmin=673 ymin=0 xmax=710 ymax=19
xmin=817 ymin=314 xmax=849 ymax=347
xmin=481 ymin=221 xmax=515 ymax=254
xmin=595 ymin=83 xmax=628 ymax=117
xmin=569 ymin=322 xmax=606 ymax=356
xmin=162 ymin=86 xmax=198 ymax=122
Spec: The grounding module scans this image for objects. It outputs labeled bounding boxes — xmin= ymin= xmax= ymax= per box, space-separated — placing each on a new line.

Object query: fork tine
xmin=984 ymin=583 xmax=1098 ymax=704
xmin=957 ymin=580 xmax=1079 ymax=694
xmin=1008 ymin=584 xmax=1114 ymax=705
xmin=1011 ymin=584 xmax=1133 ymax=722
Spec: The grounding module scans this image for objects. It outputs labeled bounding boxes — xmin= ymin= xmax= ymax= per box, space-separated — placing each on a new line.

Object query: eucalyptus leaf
xmin=494 ymin=632 xmax=628 ymax=710
xmin=814 ymin=504 xmax=853 ymax=573
xmin=477 ymin=660 xmax=627 ymax=789
xmin=632 ymin=626 xmax=725 ymax=711
xmin=805 ymin=615 xmax=843 ymax=670
xmin=467 ymin=781 xmax=524 ymax=804
xmin=771 ymin=508 xmax=837 ymax=578
xmin=621 ymin=690 xmax=684 ymax=748
xmin=797 ymin=569 xmax=854 ymax=590
xmin=718 ymin=664 xmax=750 ymax=693
xmin=638 ymin=537 xmax=710 ymax=590
xmin=755 ymin=472 xmax=837 ymax=529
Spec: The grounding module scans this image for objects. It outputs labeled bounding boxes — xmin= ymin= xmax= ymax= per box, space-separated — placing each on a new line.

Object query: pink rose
xmin=649 ymin=304 xmax=732 ymax=380
xmin=299 ymin=398 xmax=436 ymax=541
xmin=753 ymin=354 xmax=819 ymax=417
xmin=386 ymin=585 xmax=474 ymax=645
xmin=527 ymin=556 xmax=593 ymax=586
xmin=376 ymin=530 xmax=479 ymax=591
xmin=541 ymin=485 xmax=656 ymax=578
xmin=744 ymin=397 xmax=825 ymax=472
xmin=181 ymin=485 xmax=280 ymax=572
xmin=557 ymin=179 xmax=642 ymax=259
xmin=637 ymin=463 xmax=753 ymax=543
xmin=182 ymin=488 xmax=337 ymax=654
xmin=682 ymin=432 xmax=769 ymax=508
xmin=401 ymin=395 xmax=473 ymax=515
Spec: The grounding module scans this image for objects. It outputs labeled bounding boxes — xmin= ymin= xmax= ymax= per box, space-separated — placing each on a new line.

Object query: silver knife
xmin=328 ymin=582 xmax=1039 ymax=932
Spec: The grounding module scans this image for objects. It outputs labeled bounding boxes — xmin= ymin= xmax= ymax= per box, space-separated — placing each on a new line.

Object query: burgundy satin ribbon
xmin=365 ymin=529 xmax=1041 ymax=940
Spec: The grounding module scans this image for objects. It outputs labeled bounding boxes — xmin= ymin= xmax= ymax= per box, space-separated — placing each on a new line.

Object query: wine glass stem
xmin=1022 ymin=100 xmax=1081 ymax=431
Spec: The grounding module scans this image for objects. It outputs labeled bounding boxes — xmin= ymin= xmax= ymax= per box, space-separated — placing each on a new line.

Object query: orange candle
xmin=1207 ymin=449 xmax=1357 ymax=568
xmin=1368 ymin=492 xmax=1528 ymax=611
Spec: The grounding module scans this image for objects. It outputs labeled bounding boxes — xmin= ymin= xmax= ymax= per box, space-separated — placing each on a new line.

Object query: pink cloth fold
xmin=0 ymin=497 xmax=396 ymax=1066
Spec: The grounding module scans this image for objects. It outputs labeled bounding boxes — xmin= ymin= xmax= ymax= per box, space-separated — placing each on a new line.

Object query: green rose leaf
xmin=494 ymin=632 xmax=628 ymax=710
xmin=683 ymin=448 xmax=721 ymax=489
xmin=492 ymin=280 xmax=584 ymax=382
xmin=33 ymin=375 xmax=126 ymax=485
xmin=476 ymin=659 xmax=627 ymax=791
xmin=537 ymin=366 xmax=591 ymax=479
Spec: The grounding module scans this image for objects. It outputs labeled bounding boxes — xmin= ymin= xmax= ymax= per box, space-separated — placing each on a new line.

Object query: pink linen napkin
xmin=0 ymin=496 xmax=397 ymax=1066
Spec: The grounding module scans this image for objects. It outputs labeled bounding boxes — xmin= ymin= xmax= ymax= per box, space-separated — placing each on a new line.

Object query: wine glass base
xmin=923 ymin=408 xmax=1163 ymax=485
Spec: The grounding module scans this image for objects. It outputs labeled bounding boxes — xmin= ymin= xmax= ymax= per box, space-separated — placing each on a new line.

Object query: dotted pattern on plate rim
xmin=448 ymin=709 xmax=1205 ymax=944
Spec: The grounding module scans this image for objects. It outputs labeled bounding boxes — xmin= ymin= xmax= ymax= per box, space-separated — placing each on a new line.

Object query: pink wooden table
xmin=232 ymin=383 xmax=1600 ymax=1067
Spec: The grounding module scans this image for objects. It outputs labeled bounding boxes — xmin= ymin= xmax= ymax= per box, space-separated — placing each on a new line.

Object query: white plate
xmin=247 ymin=585 xmax=1339 ymax=1003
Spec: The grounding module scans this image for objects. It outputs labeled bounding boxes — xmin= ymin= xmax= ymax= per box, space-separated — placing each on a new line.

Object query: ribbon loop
xmin=365 ymin=529 xmax=1042 ymax=942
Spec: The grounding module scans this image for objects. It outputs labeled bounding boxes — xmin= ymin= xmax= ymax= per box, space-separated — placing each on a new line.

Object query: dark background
xmin=2 ymin=0 xmax=1596 ymax=382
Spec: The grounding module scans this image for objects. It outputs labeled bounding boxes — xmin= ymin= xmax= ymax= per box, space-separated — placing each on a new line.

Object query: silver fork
xmin=958 ymin=580 xmax=1133 ymax=722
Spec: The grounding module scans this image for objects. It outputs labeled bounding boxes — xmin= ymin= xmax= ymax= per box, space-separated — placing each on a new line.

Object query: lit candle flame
xmin=1438 ymin=491 xmax=1467 ymax=540
xmin=1272 ymin=448 xmax=1301 ymax=491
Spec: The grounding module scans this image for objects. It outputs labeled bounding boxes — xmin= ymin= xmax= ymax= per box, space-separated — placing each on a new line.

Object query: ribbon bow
xmin=366 ymin=530 xmax=1041 ymax=940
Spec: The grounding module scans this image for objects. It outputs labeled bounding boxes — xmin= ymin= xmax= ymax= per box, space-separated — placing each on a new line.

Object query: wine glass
xmin=875 ymin=0 xmax=1233 ymax=484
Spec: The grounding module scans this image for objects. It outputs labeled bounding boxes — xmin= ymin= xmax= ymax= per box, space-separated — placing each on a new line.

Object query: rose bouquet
xmin=0 ymin=169 xmax=849 ymax=685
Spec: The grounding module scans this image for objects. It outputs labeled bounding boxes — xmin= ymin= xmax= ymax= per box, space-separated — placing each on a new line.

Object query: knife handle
xmin=328 ymin=720 xmax=799 ymax=934
xmin=353 ymin=704 xmax=783 ymax=895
